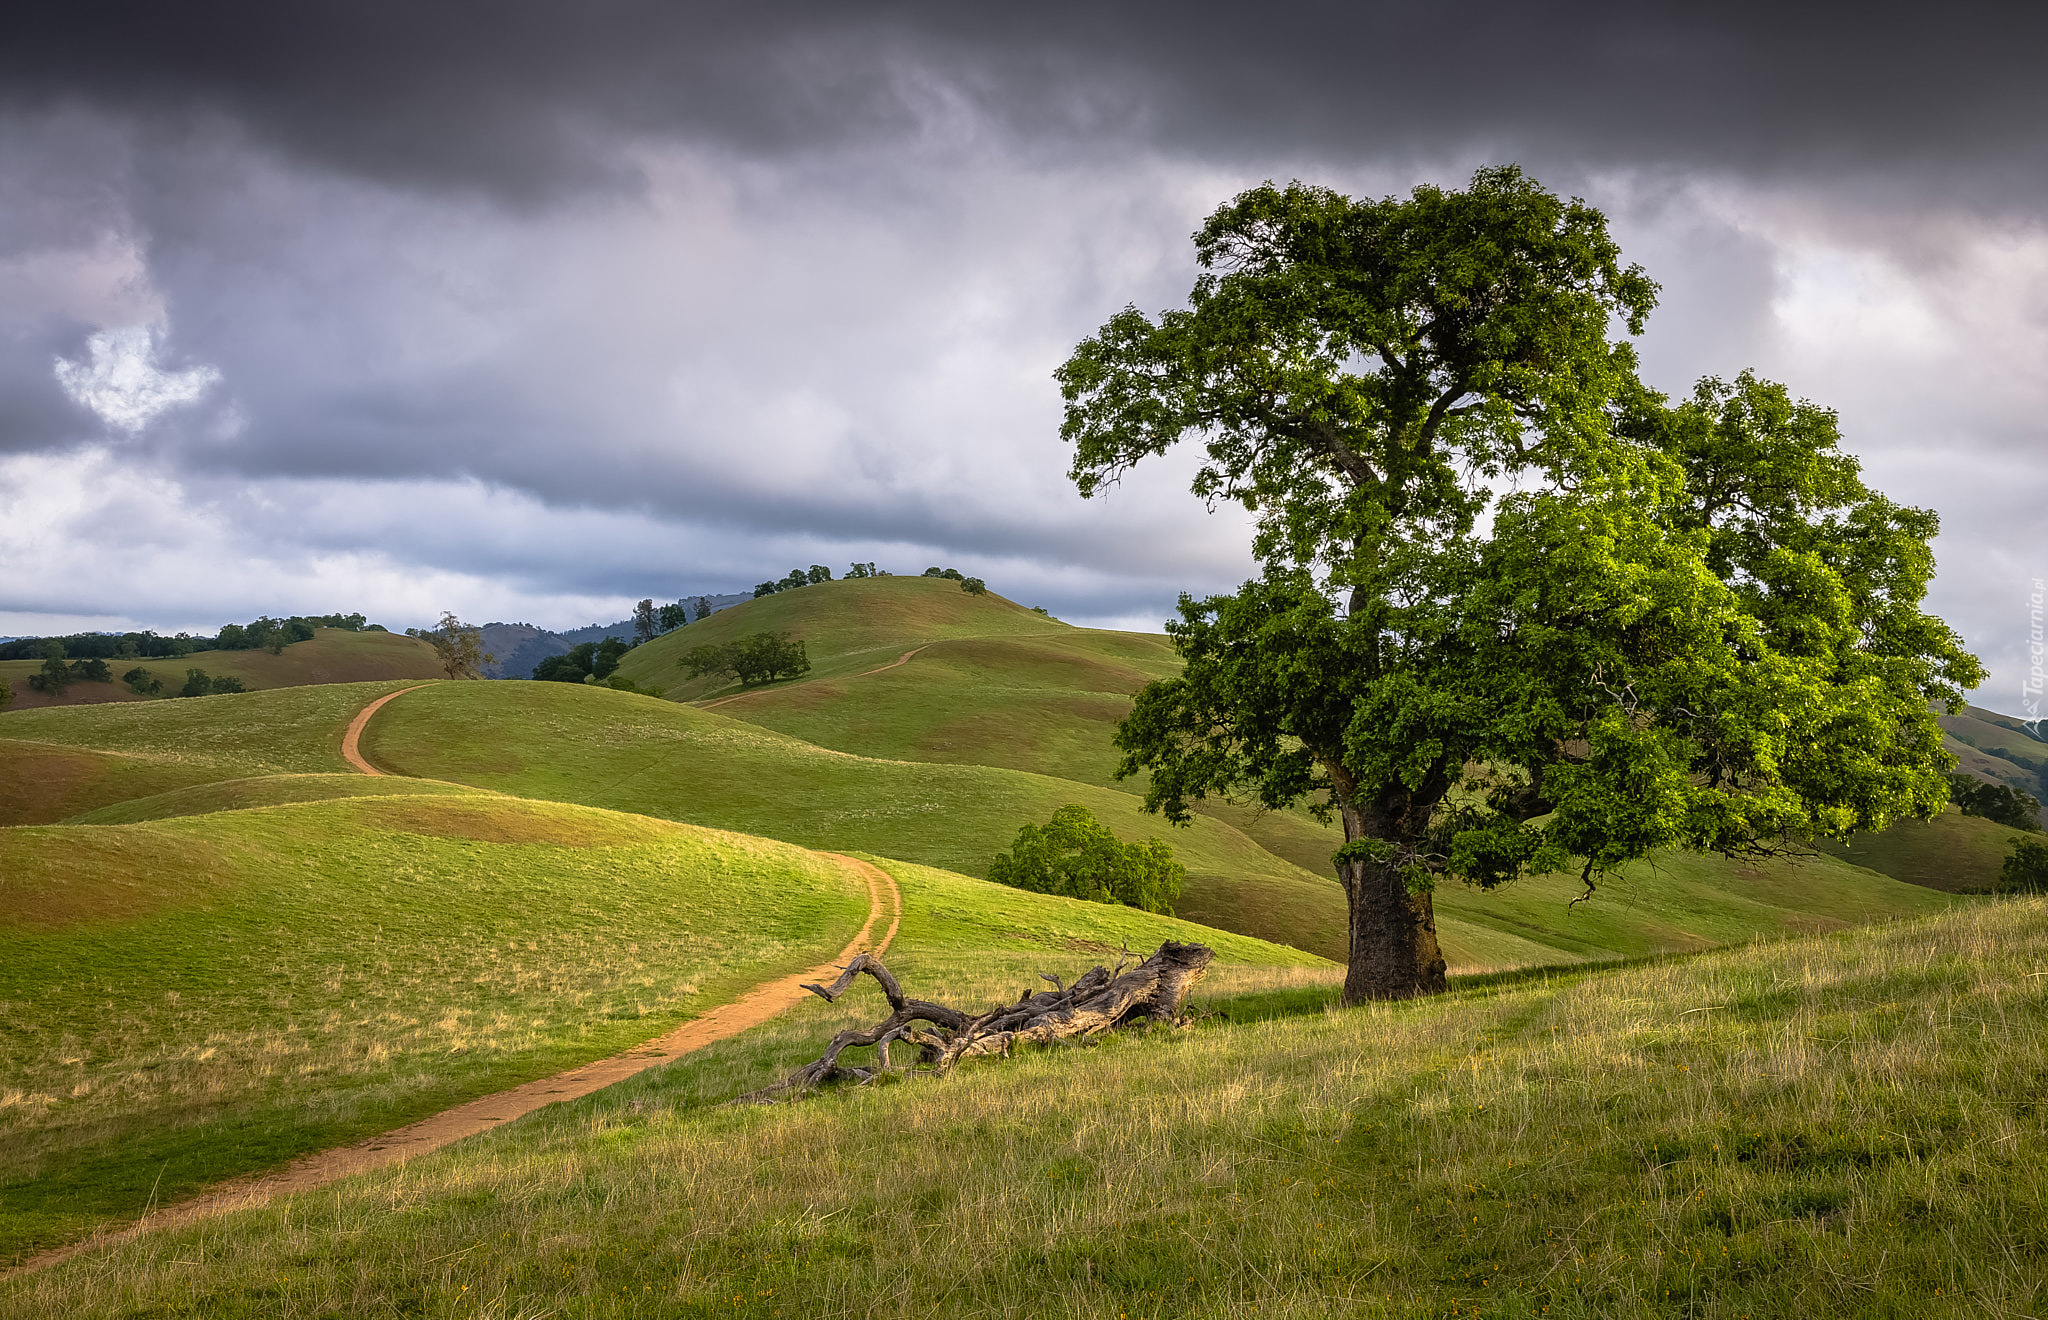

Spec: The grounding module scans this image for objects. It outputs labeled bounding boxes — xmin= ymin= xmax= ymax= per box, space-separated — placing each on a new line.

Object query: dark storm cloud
xmin=7 ymin=2 xmax=2045 ymax=198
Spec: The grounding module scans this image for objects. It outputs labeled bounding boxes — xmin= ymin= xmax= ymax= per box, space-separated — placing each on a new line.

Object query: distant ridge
xmin=478 ymin=593 xmax=751 ymax=678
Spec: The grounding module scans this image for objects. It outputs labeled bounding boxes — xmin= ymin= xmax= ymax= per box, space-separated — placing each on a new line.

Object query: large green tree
xmin=1059 ymin=167 xmax=1982 ymax=1002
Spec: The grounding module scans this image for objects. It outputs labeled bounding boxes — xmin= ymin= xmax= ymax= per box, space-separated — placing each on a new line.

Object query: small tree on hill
xmin=733 ymin=632 xmax=810 ymax=685
xmin=987 ymin=804 xmax=1185 ymax=915
xmin=683 ymin=633 xmax=810 ymax=687
xmin=682 ymin=641 xmax=738 ymax=681
xmin=658 ymin=601 xmax=688 ymax=632
xmin=693 ymin=596 xmax=712 ymax=621
xmin=807 ymin=564 xmax=833 ymax=584
xmin=424 ymin=612 xmax=494 ymax=679
xmin=123 ymin=666 xmax=164 ymax=696
xmin=960 ymin=577 xmax=987 ymax=595
xmin=847 ymin=562 xmax=877 ymax=578
xmin=28 ymin=641 xmax=69 ymax=693
xmin=178 ymin=669 xmax=243 ymax=697
xmin=633 ymin=598 xmax=659 ymax=643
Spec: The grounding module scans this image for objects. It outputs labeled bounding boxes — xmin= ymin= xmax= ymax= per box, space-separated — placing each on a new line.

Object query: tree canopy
xmin=681 ymin=632 xmax=811 ymax=687
xmin=414 ymin=613 xmax=494 ymax=680
xmin=986 ymin=804 xmax=1185 ymax=915
xmin=1059 ymin=166 xmax=1983 ymax=1002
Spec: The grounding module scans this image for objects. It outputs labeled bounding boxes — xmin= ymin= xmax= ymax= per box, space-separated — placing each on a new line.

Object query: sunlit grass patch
xmin=11 ymin=897 xmax=2042 ymax=1317
xmin=0 ymin=793 xmax=865 ymax=1264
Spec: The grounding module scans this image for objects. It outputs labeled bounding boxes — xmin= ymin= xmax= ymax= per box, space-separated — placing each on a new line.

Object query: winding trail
xmin=701 ymin=644 xmax=928 ymax=710
xmin=6 ymin=696 xmax=905 ymax=1280
xmin=339 ymin=683 xmax=430 ymax=774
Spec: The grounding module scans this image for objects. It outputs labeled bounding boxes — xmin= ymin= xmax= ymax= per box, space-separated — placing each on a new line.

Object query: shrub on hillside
xmin=987 ymin=803 xmax=1184 ymax=915
xmin=2002 ymin=838 xmax=2048 ymax=893
xmin=122 ymin=666 xmax=164 ymax=696
xmin=177 ymin=669 xmax=245 ymax=697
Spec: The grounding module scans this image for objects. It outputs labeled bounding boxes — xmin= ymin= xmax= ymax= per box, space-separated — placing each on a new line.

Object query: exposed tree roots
xmin=733 ymin=940 xmax=1215 ymax=1103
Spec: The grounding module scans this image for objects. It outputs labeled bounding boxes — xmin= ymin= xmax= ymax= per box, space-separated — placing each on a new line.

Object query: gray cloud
xmin=0 ymin=3 xmax=2043 ymax=704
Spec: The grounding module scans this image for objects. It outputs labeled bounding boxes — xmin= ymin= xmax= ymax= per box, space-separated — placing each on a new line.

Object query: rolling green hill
xmin=359 ymin=679 xmax=1362 ymax=959
xmin=0 ymin=776 xmax=1322 ymax=1265
xmin=0 ymin=680 xmax=431 ymax=825
xmin=0 ymin=628 xmax=441 ymax=712
xmin=613 ymin=575 xmax=1073 ymax=699
xmin=0 ymin=792 xmax=869 ymax=1263
xmin=1941 ymin=704 xmax=2048 ymax=810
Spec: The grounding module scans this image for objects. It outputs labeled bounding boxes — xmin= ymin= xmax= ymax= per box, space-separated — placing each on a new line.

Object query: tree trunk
xmin=1337 ymin=806 xmax=1447 ymax=1003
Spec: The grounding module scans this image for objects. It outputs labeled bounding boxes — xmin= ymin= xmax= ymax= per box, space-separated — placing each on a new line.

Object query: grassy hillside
xmin=0 ymin=740 xmax=230 ymax=828
xmin=1940 ymin=703 xmax=2048 ymax=810
xmin=697 ymin=628 xmax=1178 ymax=787
xmin=0 ymin=792 xmax=868 ymax=1264
xmin=612 ymin=575 xmax=1071 ymax=698
xmin=0 ymin=781 xmax=1322 ymax=1267
xmin=14 ymin=894 xmax=2043 ymax=1318
xmin=360 ymin=679 xmax=1363 ymax=959
xmin=0 ymin=629 xmax=440 ymax=711
xmin=0 ymin=678 xmax=424 ymax=775
xmin=1808 ymin=804 xmax=2029 ymax=893
xmin=0 ymin=680 xmax=435 ymax=827
xmin=63 ymin=772 xmax=491 ymax=825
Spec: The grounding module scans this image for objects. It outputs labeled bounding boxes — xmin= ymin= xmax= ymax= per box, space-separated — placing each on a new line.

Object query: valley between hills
xmin=3 ymin=574 xmax=2044 ymax=1317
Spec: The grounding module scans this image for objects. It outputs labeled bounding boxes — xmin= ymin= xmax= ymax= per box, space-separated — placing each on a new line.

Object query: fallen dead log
xmin=733 ymin=940 xmax=1214 ymax=1103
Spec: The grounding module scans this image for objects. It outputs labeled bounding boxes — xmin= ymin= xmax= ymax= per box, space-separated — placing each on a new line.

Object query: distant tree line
xmin=630 ymin=596 xmax=715 ymax=643
xmin=534 ymin=638 xmax=632 ymax=684
xmin=22 ymin=638 xmax=245 ymax=699
xmin=754 ymin=565 xmax=836 ymax=598
xmin=922 ymin=567 xmax=987 ymax=595
xmin=0 ymin=612 xmax=379 ymax=662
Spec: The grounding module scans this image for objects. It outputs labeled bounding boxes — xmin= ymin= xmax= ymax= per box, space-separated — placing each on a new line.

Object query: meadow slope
xmin=0 ymin=793 xmax=867 ymax=1264
xmin=9 ymin=893 xmax=2042 ymax=1318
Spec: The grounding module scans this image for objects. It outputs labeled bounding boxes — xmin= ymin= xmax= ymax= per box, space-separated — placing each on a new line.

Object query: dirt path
xmin=701 ymin=644 xmax=928 ymax=710
xmin=8 ymin=854 xmax=902 ymax=1278
xmin=340 ymin=683 xmax=430 ymax=774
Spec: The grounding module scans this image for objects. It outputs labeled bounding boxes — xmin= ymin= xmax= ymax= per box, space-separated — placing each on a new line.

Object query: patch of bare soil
xmin=340 ymin=684 xmax=429 ymax=774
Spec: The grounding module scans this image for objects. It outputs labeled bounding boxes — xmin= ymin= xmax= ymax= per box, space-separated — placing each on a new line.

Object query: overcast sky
xmin=2 ymin=1 xmax=2044 ymax=711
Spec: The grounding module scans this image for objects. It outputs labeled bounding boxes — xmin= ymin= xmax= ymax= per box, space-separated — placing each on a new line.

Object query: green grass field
xmin=0 ymin=629 xmax=441 ymax=712
xmin=10 ymin=892 xmax=2041 ymax=1318
xmin=0 ymin=680 xmax=437 ymax=826
xmin=357 ymin=679 xmax=1364 ymax=956
xmin=0 ymin=792 xmax=875 ymax=1264
xmin=1807 ymin=805 xmax=2029 ymax=894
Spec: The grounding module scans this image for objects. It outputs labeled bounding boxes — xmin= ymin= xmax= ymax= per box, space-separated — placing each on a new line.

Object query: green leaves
xmin=1063 ymin=166 xmax=1982 ymax=996
xmin=986 ymin=804 xmax=1186 ymax=915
